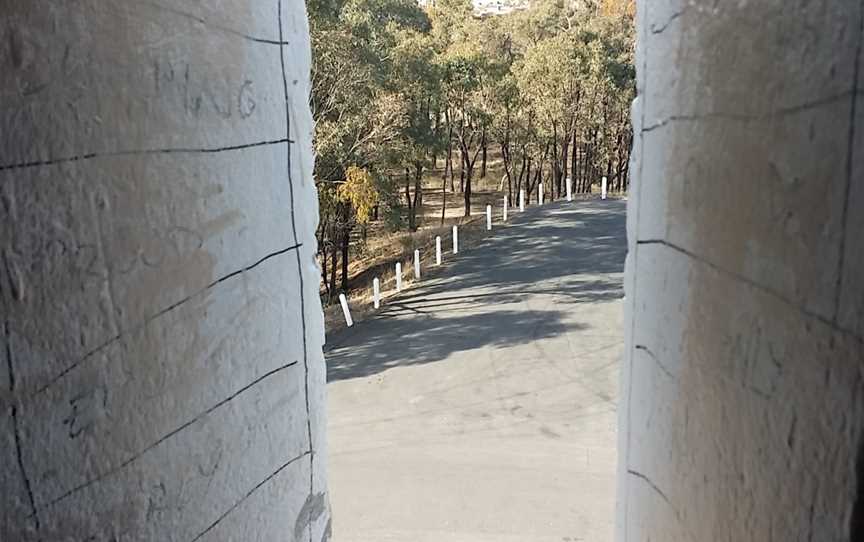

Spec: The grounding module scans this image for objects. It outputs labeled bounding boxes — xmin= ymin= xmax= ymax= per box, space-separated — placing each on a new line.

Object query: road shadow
xmin=326 ymin=309 xmax=587 ymax=381
xmin=326 ymin=199 xmax=626 ymax=382
xmin=385 ymin=200 xmax=626 ymax=310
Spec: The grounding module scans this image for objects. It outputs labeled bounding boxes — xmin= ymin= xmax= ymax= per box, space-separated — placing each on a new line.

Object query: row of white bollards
xmin=338 ymin=176 xmax=610 ymax=326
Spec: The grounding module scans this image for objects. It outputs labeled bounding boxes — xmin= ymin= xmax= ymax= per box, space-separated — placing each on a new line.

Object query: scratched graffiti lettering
xmin=62 ymin=386 xmax=107 ymax=439
xmin=726 ymin=319 xmax=784 ymax=399
xmin=153 ymin=59 xmax=257 ymax=120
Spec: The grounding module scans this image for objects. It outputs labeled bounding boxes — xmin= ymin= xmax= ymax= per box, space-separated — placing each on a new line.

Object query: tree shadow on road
xmin=326 ymin=308 xmax=587 ymax=381
xmin=325 ymin=200 xmax=626 ymax=382
xmin=384 ymin=200 xmax=626 ymax=309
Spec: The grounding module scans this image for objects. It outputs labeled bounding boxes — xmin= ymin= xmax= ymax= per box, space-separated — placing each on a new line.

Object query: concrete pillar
xmin=621 ymin=1 xmax=864 ymax=540
xmin=0 ymin=2 xmax=329 ymax=540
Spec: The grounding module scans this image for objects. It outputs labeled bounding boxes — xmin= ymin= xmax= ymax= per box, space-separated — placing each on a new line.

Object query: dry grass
xmin=320 ymin=154 xmax=619 ymax=334
xmin=322 ymin=158 xmax=512 ymax=334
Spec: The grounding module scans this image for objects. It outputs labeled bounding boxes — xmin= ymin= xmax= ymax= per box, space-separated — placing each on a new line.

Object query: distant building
xmin=473 ymin=0 xmax=529 ymax=17
xmin=417 ymin=0 xmax=528 ymax=17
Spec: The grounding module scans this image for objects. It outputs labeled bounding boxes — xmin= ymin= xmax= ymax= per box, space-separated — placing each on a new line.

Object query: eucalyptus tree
xmin=387 ymin=28 xmax=444 ymax=230
xmin=310 ymin=0 xmax=430 ymax=292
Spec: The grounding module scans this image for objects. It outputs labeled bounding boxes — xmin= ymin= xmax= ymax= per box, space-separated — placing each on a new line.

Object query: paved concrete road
xmin=325 ymin=199 xmax=626 ymax=542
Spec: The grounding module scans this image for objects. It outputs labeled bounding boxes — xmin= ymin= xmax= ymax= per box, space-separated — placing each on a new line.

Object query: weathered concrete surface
xmin=0 ymin=2 xmax=328 ymax=540
xmin=327 ymin=200 xmax=625 ymax=541
xmin=621 ymin=1 xmax=864 ymax=540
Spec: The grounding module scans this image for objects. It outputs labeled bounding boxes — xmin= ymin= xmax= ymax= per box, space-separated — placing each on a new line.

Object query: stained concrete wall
xmin=620 ymin=1 xmax=864 ymax=540
xmin=0 ymin=2 xmax=329 ymax=540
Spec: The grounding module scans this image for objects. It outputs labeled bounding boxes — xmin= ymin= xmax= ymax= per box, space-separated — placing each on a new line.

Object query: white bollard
xmin=373 ymin=278 xmax=380 ymax=309
xmin=435 ymin=236 xmax=442 ymax=265
xmin=520 ymin=189 xmax=525 ymax=212
xmin=395 ymin=262 xmax=402 ymax=291
xmin=539 ymin=183 xmax=544 ymax=205
xmin=566 ymin=177 xmax=572 ymax=201
xmin=414 ymin=249 xmax=421 ymax=279
xmin=503 ymin=195 xmax=508 ymax=221
xmin=486 ymin=205 xmax=492 ymax=231
xmin=453 ymin=225 xmax=459 ymax=254
xmin=339 ymin=293 xmax=353 ymax=327
xmin=602 ymin=176 xmax=608 ymax=200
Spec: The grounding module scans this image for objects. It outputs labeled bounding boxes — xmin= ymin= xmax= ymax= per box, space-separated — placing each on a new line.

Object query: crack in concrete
xmin=277 ymin=3 xmax=318 ymax=541
xmin=33 ymin=242 xmax=303 ymax=397
xmin=142 ymin=0 xmax=291 ymax=45
xmin=0 ymin=138 xmax=292 ymax=175
xmin=32 ymin=360 xmax=299 ymax=514
xmin=634 ymin=344 xmax=674 ymax=378
xmin=642 ymin=91 xmax=860 ymax=133
xmin=6 ymin=321 xmax=41 ymax=531
xmin=628 ymin=467 xmax=699 ymax=540
xmin=833 ymin=4 xmax=864 ymax=325
xmin=650 ymin=8 xmax=686 ymax=35
xmin=627 ymin=469 xmax=673 ymax=508
xmin=636 ymin=239 xmax=864 ymax=347
xmin=190 ymin=451 xmax=311 ymax=542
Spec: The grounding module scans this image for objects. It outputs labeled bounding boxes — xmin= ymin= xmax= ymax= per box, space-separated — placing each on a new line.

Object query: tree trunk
xmin=405 ymin=167 xmax=422 ymax=231
xmin=464 ymin=167 xmax=472 ymax=216
xmin=501 ymin=141 xmax=514 ymax=202
xmin=552 ymin=121 xmax=560 ymax=199
xmin=329 ymin=221 xmax=338 ymax=300
xmin=459 ymin=148 xmax=466 ymax=193
xmin=579 ymin=142 xmax=585 ymax=193
xmin=532 ymin=168 xmax=542 ymax=202
xmin=405 ymin=168 xmax=413 ymax=230
xmin=413 ymin=163 xmax=423 ymax=231
xmin=583 ymin=141 xmax=591 ymax=193
xmin=444 ymin=124 xmax=453 ymax=186
xmin=480 ymin=127 xmax=487 ymax=179
xmin=441 ymin=170 xmax=448 ymax=225
xmin=340 ymin=220 xmax=350 ymax=292
xmin=561 ymin=129 xmax=571 ymax=197
xmin=449 ymin=154 xmax=456 ymax=193
xmin=613 ymin=128 xmax=624 ymax=192
xmin=606 ymin=157 xmax=613 ymax=192
xmin=443 ymin=141 xmax=451 ymax=182
xmin=571 ymin=130 xmax=579 ymax=194
xmin=319 ymin=222 xmax=330 ymax=298
xmin=517 ymin=149 xmax=527 ymax=196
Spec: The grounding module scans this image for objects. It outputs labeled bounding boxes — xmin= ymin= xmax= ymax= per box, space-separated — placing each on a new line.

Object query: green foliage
xmin=310 ymin=0 xmax=635 ymax=295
